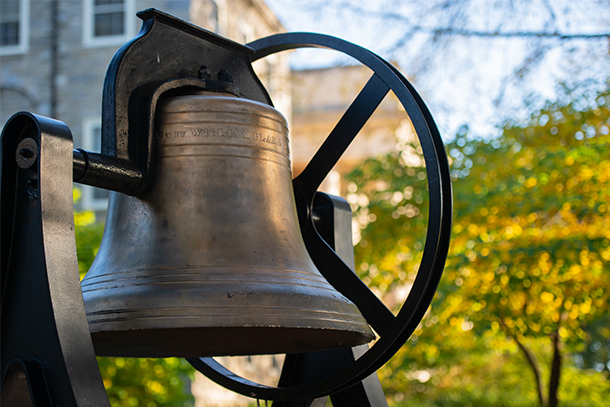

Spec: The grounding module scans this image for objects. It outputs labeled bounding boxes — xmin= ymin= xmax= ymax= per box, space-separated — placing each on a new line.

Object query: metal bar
xmin=303 ymin=227 xmax=395 ymax=336
xmin=272 ymin=194 xmax=389 ymax=407
xmin=295 ymin=74 xmax=389 ymax=196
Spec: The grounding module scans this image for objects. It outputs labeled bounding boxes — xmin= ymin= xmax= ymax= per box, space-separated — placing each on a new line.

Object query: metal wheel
xmin=188 ymin=32 xmax=452 ymax=401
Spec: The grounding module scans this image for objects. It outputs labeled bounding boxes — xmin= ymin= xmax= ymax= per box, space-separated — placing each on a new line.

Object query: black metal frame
xmin=187 ymin=32 xmax=452 ymax=401
xmin=1 ymin=114 xmax=110 ymax=406
xmin=1 ymin=9 xmax=452 ymax=406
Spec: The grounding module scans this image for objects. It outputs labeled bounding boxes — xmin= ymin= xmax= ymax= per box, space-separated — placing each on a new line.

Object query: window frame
xmin=0 ymin=0 xmax=30 ymax=56
xmin=82 ymin=0 xmax=135 ymax=48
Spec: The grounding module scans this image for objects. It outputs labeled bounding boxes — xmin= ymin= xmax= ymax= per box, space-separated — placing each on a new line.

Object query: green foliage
xmin=98 ymin=357 xmax=194 ymax=407
xmin=73 ymin=197 xmax=195 ymax=407
xmin=346 ymin=90 xmax=610 ymax=405
xmin=73 ymin=189 xmax=104 ymax=278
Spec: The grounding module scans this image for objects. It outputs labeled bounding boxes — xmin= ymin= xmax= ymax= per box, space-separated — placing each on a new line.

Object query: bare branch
xmin=426 ymin=28 xmax=609 ymax=39
xmin=321 ymin=1 xmax=610 ymax=40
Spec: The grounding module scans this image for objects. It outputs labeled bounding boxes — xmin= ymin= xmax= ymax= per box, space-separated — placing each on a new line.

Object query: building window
xmin=0 ymin=0 xmax=29 ymax=56
xmin=83 ymin=0 xmax=134 ymax=47
xmin=80 ymin=118 xmax=110 ymax=211
xmin=94 ymin=0 xmax=125 ymax=37
xmin=208 ymin=0 xmax=223 ymax=34
xmin=237 ymin=19 xmax=253 ymax=44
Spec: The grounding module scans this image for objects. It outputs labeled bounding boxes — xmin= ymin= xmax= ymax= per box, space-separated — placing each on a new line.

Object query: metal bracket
xmin=1 ymin=113 xmax=109 ymax=406
xmin=270 ymin=193 xmax=388 ymax=407
xmin=73 ymin=8 xmax=271 ymax=196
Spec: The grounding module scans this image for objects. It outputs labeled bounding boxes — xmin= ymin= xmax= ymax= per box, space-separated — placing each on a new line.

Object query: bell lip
xmin=90 ymin=326 xmax=375 ymax=358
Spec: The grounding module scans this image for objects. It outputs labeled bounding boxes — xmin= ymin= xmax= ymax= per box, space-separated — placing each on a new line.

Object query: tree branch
xmin=428 ymin=28 xmax=610 ymax=39
xmin=500 ymin=318 xmax=546 ymax=407
xmin=548 ymin=330 xmax=562 ymax=407
xmin=324 ymin=2 xmax=610 ymax=40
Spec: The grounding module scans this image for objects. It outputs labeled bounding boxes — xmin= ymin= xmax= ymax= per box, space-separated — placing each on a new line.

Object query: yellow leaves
xmin=153 ymin=364 xmax=165 ymax=378
xmin=580 ymin=251 xmax=591 ymax=267
xmin=74 ymin=210 xmax=96 ymax=227
xmin=486 ymin=215 xmax=498 ymax=224
xmin=107 ymin=365 xmax=117 ymax=376
xmin=528 ymin=321 xmax=541 ymax=332
xmin=503 ymin=224 xmax=522 ymax=238
xmin=525 ymin=177 xmax=537 ymax=188
xmin=579 ymin=166 xmax=594 ymax=181
xmin=467 ymin=223 xmax=479 ymax=236
xmin=569 ymin=306 xmax=580 ymax=320
xmin=540 ymin=292 xmax=554 ymax=303
xmin=568 ymin=263 xmax=582 ymax=277
xmin=145 ymin=380 xmax=167 ymax=396
xmin=565 ymin=156 xmax=575 ymax=166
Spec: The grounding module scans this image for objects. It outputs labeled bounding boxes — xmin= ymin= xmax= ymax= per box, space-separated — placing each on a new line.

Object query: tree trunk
xmin=514 ymin=335 xmax=546 ymax=407
xmin=548 ymin=331 xmax=562 ymax=407
xmin=500 ymin=318 xmax=546 ymax=407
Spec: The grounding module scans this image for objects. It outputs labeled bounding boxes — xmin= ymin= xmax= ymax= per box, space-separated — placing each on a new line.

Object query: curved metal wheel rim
xmin=188 ymin=32 xmax=452 ymax=401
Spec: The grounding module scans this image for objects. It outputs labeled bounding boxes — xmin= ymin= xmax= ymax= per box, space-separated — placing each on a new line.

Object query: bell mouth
xmin=84 ymin=266 xmax=375 ymax=357
xmin=91 ymin=326 xmax=374 ymax=358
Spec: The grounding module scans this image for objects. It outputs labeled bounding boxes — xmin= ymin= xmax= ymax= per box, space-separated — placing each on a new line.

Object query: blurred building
xmin=0 ymin=0 xmax=289 ymax=210
xmin=290 ymin=64 xmax=412 ymax=195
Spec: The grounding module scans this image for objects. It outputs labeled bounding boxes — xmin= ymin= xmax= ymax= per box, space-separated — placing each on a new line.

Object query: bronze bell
xmin=80 ymin=91 xmax=374 ymax=357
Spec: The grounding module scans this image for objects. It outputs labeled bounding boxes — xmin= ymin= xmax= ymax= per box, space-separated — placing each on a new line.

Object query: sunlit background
xmin=2 ymin=0 xmax=609 ymax=406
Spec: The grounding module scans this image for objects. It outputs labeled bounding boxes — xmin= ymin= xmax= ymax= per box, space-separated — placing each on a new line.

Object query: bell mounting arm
xmin=73 ymin=8 xmax=271 ymax=196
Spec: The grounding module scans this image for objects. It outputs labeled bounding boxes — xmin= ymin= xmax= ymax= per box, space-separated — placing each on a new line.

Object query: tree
xmin=74 ymin=193 xmax=195 ymax=407
xmin=345 ymin=89 xmax=610 ymax=406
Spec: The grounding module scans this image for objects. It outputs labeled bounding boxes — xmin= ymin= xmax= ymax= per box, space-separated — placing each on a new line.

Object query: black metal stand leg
xmin=272 ymin=193 xmax=388 ymax=407
xmin=1 ymin=113 xmax=109 ymax=406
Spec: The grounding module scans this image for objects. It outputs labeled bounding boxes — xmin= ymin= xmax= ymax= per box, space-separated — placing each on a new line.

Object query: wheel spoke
xmin=295 ymin=74 xmax=389 ymax=195
xmin=303 ymin=227 xmax=395 ymax=336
